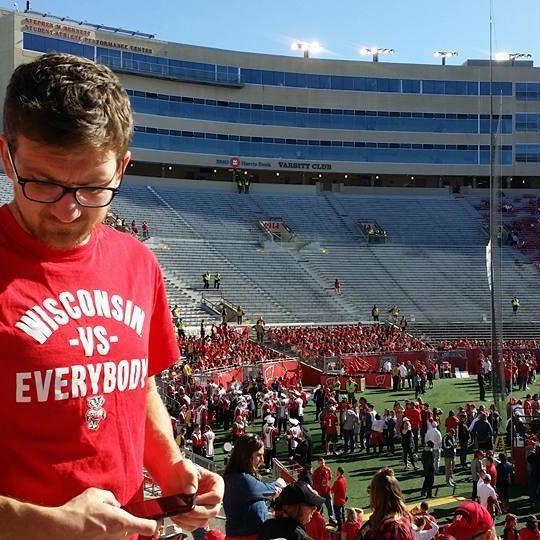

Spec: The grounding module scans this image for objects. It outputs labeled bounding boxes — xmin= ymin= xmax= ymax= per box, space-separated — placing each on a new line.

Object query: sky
xmin=3 ymin=0 xmax=540 ymax=66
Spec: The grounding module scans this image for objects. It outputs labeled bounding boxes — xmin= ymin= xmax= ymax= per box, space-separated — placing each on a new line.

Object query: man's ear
xmin=120 ymin=150 xmax=131 ymax=175
xmin=0 ymin=135 xmax=15 ymax=180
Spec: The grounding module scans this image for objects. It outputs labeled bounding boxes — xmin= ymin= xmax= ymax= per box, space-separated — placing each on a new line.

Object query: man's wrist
xmin=0 ymin=497 xmax=60 ymax=539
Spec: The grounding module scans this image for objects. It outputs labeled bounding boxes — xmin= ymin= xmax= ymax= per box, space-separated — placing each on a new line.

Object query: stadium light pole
xmin=291 ymin=41 xmax=322 ymax=59
xmin=433 ymin=51 xmax=458 ymax=65
xmin=360 ymin=47 xmax=394 ymax=63
xmin=495 ymin=51 xmax=533 ymax=66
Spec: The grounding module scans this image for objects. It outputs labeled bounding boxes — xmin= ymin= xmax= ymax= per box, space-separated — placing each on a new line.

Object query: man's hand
xmin=1 ymin=488 xmax=160 ymax=540
xmin=165 ymin=461 xmax=224 ymax=532
xmin=56 ymin=488 xmax=159 ymax=539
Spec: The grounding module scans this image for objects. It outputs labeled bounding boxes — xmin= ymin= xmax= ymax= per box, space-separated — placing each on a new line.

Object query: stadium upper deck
xmin=1 ymin=7 xmax=540 ymax=189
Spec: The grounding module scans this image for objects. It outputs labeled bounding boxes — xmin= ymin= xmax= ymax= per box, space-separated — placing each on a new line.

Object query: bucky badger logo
xmin=85 ymin=395 xmax=107 ymax=431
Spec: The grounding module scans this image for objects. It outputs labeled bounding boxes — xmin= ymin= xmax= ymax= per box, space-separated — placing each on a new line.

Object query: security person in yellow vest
xmin=176 ymin=317 xmax=185 ymax=339
xmin=345 ymin=377 xmax=357 ymax=403
xmin=371 ymin=304 xmax=380 ymax=322
xmin=202 ymin=271 xmax=211 ymax=289
xmin=512 ymin=296 xmax=520 ymax=314
xmin=214 ymin=272 xmax=221 ymax=289
xmin=236 ymin=305 xmax=245 ymax=324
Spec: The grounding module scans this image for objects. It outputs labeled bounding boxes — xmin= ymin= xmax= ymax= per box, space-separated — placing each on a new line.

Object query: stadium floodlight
xmin=360 ymin=47 xmax=394 ymax=63
xmin=291 ymin=41 xmax=322 ymax=58
xmin=434 ymin=51 xmax=458 ymax=65
xmin=495 ymin=51 xmax=533 ymax=65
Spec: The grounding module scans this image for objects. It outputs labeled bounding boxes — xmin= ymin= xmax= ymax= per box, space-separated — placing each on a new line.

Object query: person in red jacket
xmin=406 ymin=402 xmax=422 ymax=453
xmin=312 ymin=457 xmax=336 ymax=525
xmin=332 ymin=467 xmax=347 ymax=531
xmin=305 ymin=504 xmax=327 ymax=540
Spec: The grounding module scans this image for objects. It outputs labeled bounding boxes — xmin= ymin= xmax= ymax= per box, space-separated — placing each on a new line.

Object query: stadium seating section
xmin=1 ymin=174 xmax=539 ymax=327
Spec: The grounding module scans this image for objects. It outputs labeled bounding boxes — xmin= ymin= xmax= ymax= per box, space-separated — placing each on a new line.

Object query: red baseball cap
xmin=443 ymin=502 xmax=493 ymax=540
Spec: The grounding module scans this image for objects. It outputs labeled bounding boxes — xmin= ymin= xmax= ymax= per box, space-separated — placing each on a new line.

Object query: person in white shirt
xmin=412 ymin=514 xmax=439 ymax=540
xmin=287 ymin=418 xmax=302 ymax=459
xmin=383 ymin=360 xmax=393 ymax=373
xmin=425 ymin=422 xmax=443 ymax=474
xmin=477 ymin=474 xmax=498 ymax=512
xmin=261 ymin=417 xmax=279 ymax=472
xmin=295 ymin=395 xmax=304 ymax=424
xmin=203 ymin=425 xmax=215 ymax=461
xmin=398 ymin=363 xmax=408 ymax=389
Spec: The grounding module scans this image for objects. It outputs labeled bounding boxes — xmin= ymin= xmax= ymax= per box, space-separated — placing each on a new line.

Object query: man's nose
xmin=49 ymin=191 xmax=82 ymax=223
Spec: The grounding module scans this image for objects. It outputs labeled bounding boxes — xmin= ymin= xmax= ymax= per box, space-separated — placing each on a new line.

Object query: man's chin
xmin=35 ymin=224 xmax=94 ymax=249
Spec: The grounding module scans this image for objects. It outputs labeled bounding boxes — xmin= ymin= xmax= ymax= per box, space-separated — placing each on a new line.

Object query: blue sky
xmin=4 ymin=0 xmax=540 ymax=65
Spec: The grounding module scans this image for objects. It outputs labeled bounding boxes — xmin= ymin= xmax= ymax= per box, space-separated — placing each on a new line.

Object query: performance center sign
xmin=21 ymin=18 xmax=154 ymax=54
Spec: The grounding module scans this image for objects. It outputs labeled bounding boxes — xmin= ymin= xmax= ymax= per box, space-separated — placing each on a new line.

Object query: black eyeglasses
xmin=7 ymin=145 xmax=122 ymax=208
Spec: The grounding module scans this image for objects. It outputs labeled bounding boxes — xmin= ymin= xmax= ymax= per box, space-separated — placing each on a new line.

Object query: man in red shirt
xmin=323 ymin=407 xmax=339 ymax=455
xmin=312 ymin=457 xmax=336 ymax=525
xmin=0 ymin=53 xmax=224 ymax=538
xmin=331 ymin=466 xmax=347 ymax=531
xmin=445 ymin=410 xmax=460 ymax=433
xmin=406 ymin=402 xmax=422 ymax=453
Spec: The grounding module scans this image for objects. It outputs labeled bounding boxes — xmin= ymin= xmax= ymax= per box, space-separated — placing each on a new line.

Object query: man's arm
xmin=0 ymin=488 xmax=158 ymax=540
xmin=144 ymin=377 xmax=224 ymax=532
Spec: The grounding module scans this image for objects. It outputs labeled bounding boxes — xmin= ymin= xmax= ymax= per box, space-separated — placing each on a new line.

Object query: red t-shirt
xmin=313 ymin=465 xmax=332 ymax=496
xmin=324 ymin=412 xmax=338 ymax=434
xmin=445 ymin=415 xmax=459 ymax=433
xmin=519 ymin=529 xmax=540 ymax=540
xmin=0 ymin=205 xmax=178 ymax=507
xmin=406 ymin=406 xmax=421 ymax=429
xmin=332 ymin=475 xmax=347 ymax=506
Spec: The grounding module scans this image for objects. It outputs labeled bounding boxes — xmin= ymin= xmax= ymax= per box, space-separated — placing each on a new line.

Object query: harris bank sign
xmin=216 ymin=157 xmax=332 ymax=171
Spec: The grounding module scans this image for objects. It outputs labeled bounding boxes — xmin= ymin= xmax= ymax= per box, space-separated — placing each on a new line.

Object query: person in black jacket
xmin=458 ymin=414 xmax=470 ymax=467
xmin=258 ymin=481 xmax=325 ymax=540
xmin=478 ymin=372 xmax=486 ymax=401
xmin=471 ymin=413 xmax=493 ymax=451
xmin=420 ymin=440 xmax=435 ymax=498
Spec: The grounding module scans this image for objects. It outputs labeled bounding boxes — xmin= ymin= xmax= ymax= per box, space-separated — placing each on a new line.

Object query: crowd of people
xmin=175 ymin=325 xmax=282 ymax=372
xmin=267 ymin=324 xmax=428 ymax=358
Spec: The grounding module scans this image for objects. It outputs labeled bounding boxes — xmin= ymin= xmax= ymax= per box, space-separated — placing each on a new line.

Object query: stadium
xmin=1 ymin=4 xmax=540 ymax=540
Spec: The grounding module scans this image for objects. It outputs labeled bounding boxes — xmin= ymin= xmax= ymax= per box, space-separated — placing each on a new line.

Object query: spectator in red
xmin=332 ymin=467 xmax=347 ymax=532
xmin=334 ymin=279 xmax=341 ymax=294
xmin=445 ymin=410 xmax=460 ymax=434
xmin=232 ymin=415 xmax=246 ymax=443
xmin=406 ymin=402 xmax=422 ymax=453
xmin=312 ymin=457 xmax=336 ymax=525
xmin=504 ymin=364 xmax=514 ymax=394
xmin=341 ymin=508 xmax=362 ymax=540
xmin=323 ymin=407 xmax=339 ymax=455
xmin=305 ymin=505 xmax=328 ymax=540
xmin=485 ymin=454 xmax=498 ymax=488
xmin=358 ymin=468 xmax=413 ymax=540
xmin=191 ymin=424 xmax=205 ymax=456
xmin=518 ymin=515 xmax=540 ymax=540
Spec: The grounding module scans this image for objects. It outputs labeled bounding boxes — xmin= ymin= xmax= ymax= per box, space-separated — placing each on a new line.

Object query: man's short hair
xmin=3 ymin=52 xmax=132 ymax=155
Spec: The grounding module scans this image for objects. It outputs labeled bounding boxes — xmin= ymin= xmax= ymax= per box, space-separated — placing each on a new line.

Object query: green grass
xmin=211 ymin=377 xmax=537 ymax=530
